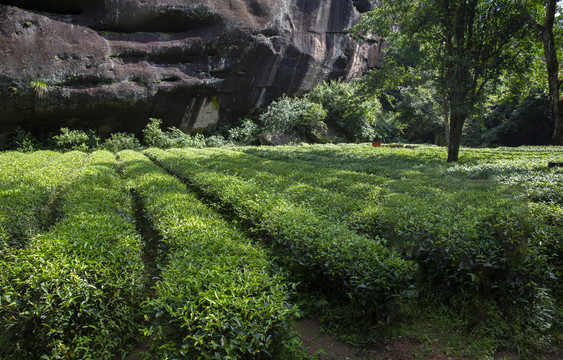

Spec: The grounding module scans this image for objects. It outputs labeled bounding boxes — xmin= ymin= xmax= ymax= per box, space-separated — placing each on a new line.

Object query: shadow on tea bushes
xmin=119 ymin=150 xmax=303 ymax=359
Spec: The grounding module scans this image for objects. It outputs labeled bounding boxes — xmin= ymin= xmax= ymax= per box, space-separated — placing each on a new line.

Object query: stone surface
xmin=0 ymin=0 xmax=379 ymax=135
xmin=257 ymin=132 xmax=305 ymax=146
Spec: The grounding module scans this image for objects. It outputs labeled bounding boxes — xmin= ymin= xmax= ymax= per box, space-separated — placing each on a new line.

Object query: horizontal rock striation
xmin=0 ymin=0 xmax=379 ymax=136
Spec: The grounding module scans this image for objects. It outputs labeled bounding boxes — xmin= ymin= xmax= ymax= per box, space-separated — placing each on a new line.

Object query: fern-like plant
xmin=29 ymin=79 xmax=48 ymax=98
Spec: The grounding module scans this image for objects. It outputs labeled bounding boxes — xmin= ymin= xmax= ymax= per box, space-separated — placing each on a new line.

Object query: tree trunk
xmin=443 ymin=94 xmax=450 ymax=149
xmin=543 ymin=0 xmax=562 ymax=144
xmin=447 ymin=112 xmax=466 ymax=162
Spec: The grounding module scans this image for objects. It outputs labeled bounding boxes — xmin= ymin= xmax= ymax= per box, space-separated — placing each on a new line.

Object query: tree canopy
xmin=355 ymin=0 xmax=533 ymax=161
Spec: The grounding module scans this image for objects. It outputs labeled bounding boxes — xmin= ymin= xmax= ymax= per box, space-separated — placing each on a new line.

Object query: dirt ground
xmin=296 ymin=318 xmax=563 ymax=360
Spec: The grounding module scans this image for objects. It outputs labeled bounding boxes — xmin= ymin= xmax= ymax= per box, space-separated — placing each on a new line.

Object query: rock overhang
xmin=0 ymin=0 xmax=380 ymax=136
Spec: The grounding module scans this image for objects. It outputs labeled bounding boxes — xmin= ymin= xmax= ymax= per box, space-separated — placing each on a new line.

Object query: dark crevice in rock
xmin=93 ymin=5 xmax=222 ymax=34
xmin=55 ymin=53 xmax=81 ymax=61
xmin=61 ymin=74 xmax=114 ymax=88
xmin=0 ymin=0 xmax=101 ymax=15
xmin=353 ymin=0 xmax=373 ymax=13
xmin=160 ymin=75 xmax=180 ymax=82
xmin=115 ymin=47 xmax=209 ymax=66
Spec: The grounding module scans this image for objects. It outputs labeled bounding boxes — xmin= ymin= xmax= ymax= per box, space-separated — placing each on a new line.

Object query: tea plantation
xmin=1 ymin=144 xmax=561 ymax=359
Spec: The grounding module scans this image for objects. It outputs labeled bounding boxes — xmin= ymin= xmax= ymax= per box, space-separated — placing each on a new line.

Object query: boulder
xmin=257 ymin=132 xmax=304 ymax=146
xmin=0 ymin=0 xmax=380 ymax=136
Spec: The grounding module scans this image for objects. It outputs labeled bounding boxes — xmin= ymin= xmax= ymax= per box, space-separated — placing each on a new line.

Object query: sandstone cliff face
xmin=0 ymin=0 xmax=379 ymax=136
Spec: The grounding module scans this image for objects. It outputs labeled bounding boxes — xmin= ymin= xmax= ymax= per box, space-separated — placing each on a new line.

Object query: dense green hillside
xmin=1 ymin=144 xmax=561 ymax=359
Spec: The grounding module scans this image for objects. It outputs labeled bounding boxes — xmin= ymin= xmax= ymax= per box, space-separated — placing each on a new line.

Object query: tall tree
xmin=521 ymin=0 xmax=562 ymax=144
xmin=356 ymin=0 xmax=529 ymax=161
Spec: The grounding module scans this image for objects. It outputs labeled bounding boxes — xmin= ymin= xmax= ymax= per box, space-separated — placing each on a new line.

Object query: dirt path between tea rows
xmin=296 ymin=318 xmax=562 ymax=360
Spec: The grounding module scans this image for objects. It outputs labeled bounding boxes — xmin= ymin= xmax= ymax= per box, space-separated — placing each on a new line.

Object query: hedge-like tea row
xmin=145 ymin=148 xmax=417 ymax=319
xmin=0 ymin=151 xmax=86 ymax=252
xmin=166 ymin=148 xmax=538 ymax=298
xmin=0 ymin=151 xmax=145 ymax=359
xmin=165 ymin=147 xmax=378 ymax=225
xmin=242 ymin=144 xmax=560 ymax=314
xmin=118 ymin=150 xmax=297 ymax=359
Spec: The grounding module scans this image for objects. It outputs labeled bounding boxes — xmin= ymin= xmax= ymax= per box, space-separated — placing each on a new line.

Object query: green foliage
xmin=355 ymin=0 xmax=533 ymax=161
xmin=53 ymin=127 xmax=100 ymax=152
xmin=119 ymin=150 xmax=300 ymax=359
xmin=205 ymin=134 xmax=230 ymax=147
xmin=228 ymin=118 xmax=260 ymax=145
xmin=142 ymin=118 xmax=206 ymax=148
xmin=464 ymin=92 xmax=554 ymax=147
xmin=102 ymin=132 xmax=142 ymax=152
xmin=240 ymin=143 xmax=562 ymax=352
xmin=141 ymin=117 xmax=164 ymax=147
xmin=259 ymin=95 xmax=327 ymax=139
xmin=29 ymin=79 xmax=48 ymax=98
xmin=0 ymin=151 xmax=86 ymax=254
xmin=386 ymin=85 xmax=443 ymax=143
xmin=146 ymin=147 xmax=417 ymax=322
xmin=12 ymin=128 xmax=37 ymax=152
xmin=0 ymin=151 xmax=146 ymax=359
xmin=1 ymin=144 xmax=561 ymax=356
xmin=308 ymin=80 xmax=393 ymax=142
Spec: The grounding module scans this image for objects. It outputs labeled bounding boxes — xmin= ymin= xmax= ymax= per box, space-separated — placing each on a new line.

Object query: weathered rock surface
xmin=0 ymin=0 xmax=379 ymax=136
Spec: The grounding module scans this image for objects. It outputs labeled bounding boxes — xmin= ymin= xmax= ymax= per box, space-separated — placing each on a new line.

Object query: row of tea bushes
xmin=171 ymin=148 xmax=545 ymax=306
xmin=119 ymin=150 xmax=299 ymax=359
xmin=166 ymin=147 xmax=375 ymax=224
xmin=0 ymin=151 xmax=86 ymax=252
xmin=241 ymin=144 xmax=561 ymax=343
xmin=145 ymin=148 xmax=417 ymax=320
xmin=0 ymin=151 xmax=145 ymax=359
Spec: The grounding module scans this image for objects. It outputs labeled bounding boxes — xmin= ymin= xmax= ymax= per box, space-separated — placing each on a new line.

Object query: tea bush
xmin=145 ymin=147 xmax=417 ymax=320
xmin=0 ymin=151 xmax=145 ymax=358
xmin=1 ymin=144 xmax=560 ymax=356
xmin=119 ymin=150 xmax=300 ymax=359
xmin=174 ymin=146 xmax=552 ymax=325
xmin=0 ymin=151 xmax=86 ymax=252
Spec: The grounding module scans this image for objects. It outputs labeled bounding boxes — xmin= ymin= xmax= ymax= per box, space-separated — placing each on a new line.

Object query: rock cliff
xmin=0 ymin=0 xmax=379 ymax=136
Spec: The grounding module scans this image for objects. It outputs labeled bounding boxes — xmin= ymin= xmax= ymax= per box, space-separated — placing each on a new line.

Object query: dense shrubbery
xmin=53 ymin=128 xmax=100 ymax=152
xmin=228 ymin=118 xmax=261 ymax=145
xmin=146 ymin=147 xmax=417 ymax=321
xmin=255 ymin=81 xmax=401 ymax=143
xmin=384 ymin=85 xmax=443 ymax=143
xmin=101 ymin=132 xmax=143 ymax=152
xmin=259 ymin=95 xmax=327 ymax=139
xmin=12 ymin=128 xmax=38 ymax=152
xmin=1 ymin=79 xmax=556 ymax=150
xmin=464 ymin=92 xmax=553 ymax=147
xmin=119 ymin=150 xmax=301 ymax=359
xmin=308 ymin=80 xmax=395 ymax=142
xmin=0 ymin=151 xmax=145 ymax=359
xmin=142 ymin=117 xmax=205 ymax=149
